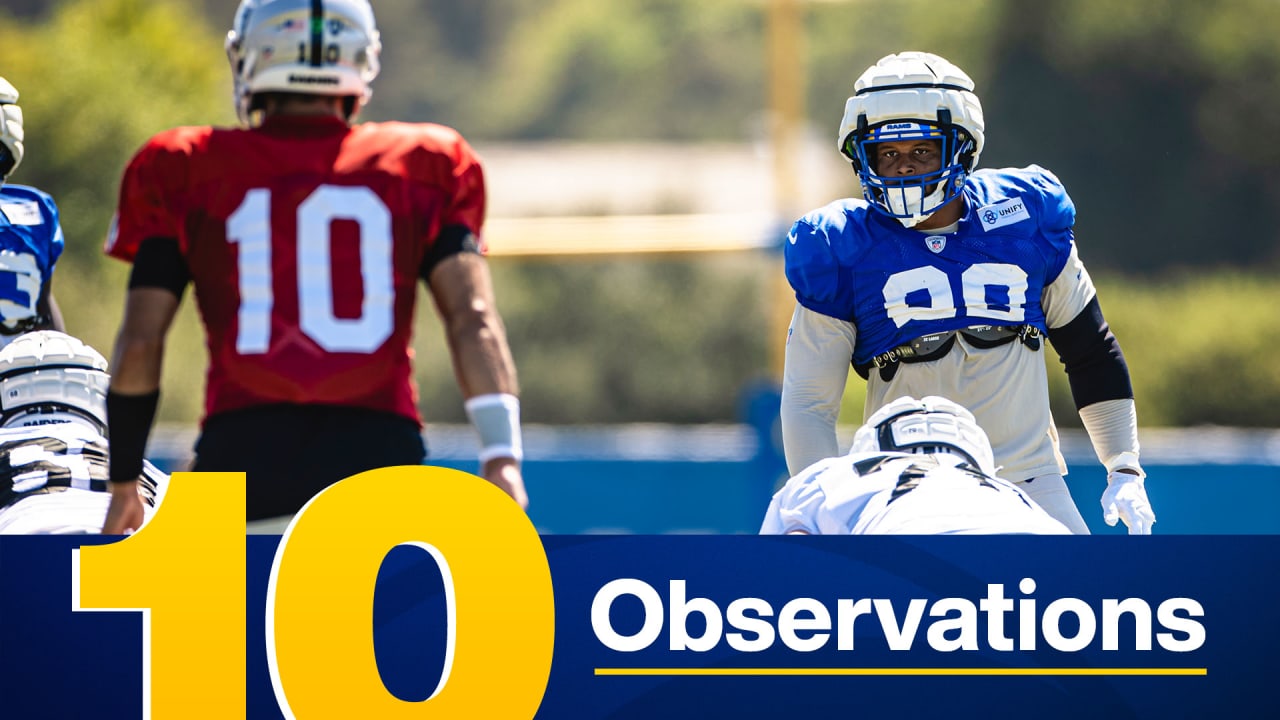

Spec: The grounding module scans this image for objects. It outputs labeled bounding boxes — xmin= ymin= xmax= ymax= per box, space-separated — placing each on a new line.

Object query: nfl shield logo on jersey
xmin=926 ymin=236 xmax=947 ymax=254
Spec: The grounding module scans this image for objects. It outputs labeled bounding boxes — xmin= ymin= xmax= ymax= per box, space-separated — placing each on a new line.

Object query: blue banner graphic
xmin=0 ymin=535 xmax=1272 ymax=718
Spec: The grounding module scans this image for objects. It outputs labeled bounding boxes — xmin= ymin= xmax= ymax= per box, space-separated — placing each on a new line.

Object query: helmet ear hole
xmin=0 ymin=144 xmax=16 ymax=180
xmin=841 ymin=133 xmax=864 ymax=172
xmin=957 ymin=132 xmax=976 ymax=170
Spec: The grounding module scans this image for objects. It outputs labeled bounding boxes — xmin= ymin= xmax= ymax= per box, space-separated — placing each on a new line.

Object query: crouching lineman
xmin=761 ymin=396 xmax=1070 ymax=535
xmin=0 ymin=331 xmax=164 ymax=534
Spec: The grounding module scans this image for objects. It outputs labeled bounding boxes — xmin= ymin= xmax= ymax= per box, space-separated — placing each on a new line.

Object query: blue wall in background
xmin=421 ymin=458 xmax=1278 ymax=535
xmin=147 ymin=414 xmax=1280 ymax=535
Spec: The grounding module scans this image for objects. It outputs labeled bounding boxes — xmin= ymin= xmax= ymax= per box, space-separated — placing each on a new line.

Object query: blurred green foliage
xmin=0 ymin=0 xmax=230 ymax=424
xmin=420 ymin=255 xmax=774 ymax=425
xmin=2 ymin=0 xmax=1278 ymax=428
xmin=0 ymin=0 xmax=231 ymax=270
xmin=1071 ymin=272 xmax=1280 ymax=428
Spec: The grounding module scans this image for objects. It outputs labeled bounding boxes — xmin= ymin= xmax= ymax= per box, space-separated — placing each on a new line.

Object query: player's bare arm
xmin=111 ymin=287 xmax=180 ymax=394
xmin=102 ymin=286 xmax=181 ymax=534
xmin=35 ymin=279 xmax=64 ymax=332
xmin=428 ymin=252 xmax=519 ymax=398
xmin=428 ymin=251 xmax=527 ymax=508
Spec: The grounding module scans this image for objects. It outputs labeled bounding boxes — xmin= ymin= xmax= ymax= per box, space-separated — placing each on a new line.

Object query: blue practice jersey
xmin=0 ymin=184 xmax=64 ymax=330
xmin=785 ymin=165 xmax=1075 ymax=365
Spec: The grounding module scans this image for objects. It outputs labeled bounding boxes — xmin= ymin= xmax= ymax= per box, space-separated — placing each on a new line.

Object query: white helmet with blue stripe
xmin=837 ymin=52 xmax=985 ymax=227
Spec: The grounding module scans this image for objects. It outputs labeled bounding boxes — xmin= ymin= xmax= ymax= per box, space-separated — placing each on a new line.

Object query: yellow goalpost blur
xmin=484 ymin=213 xmax=794 ymax=380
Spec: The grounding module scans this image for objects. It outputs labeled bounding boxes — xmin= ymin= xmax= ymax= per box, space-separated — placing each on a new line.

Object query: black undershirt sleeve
xmin=129 ymin=236 xmax=191 ymax=298
xmin=419 ymin=224 xmax=482 ymax=284
xmin=1046 ymin=296 xmax=1134 ymax=409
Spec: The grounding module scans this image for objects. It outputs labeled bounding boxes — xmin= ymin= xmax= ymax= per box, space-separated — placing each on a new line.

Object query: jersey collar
xmin=255 ymin=114 xmax=351 ymax=138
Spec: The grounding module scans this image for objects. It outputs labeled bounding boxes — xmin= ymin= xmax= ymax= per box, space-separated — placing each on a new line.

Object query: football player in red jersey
xmin=101 ymin=0 xmax=525 ymax=533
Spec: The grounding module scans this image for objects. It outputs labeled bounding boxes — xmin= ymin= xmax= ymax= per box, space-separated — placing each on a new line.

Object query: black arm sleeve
xmin=129 ymin=236 xmax=191 ymax=298
xmin=106 ymin=390 xmax=160 ymax=484
xmin=1045 ymin=296 xmax=1134 ymax=409
xmin=419 ymin=224 xmax=482 ymax=284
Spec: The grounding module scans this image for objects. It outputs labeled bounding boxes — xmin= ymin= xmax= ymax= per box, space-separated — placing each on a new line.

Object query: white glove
xmin=1101 ymin=469 xmax=1155 ymax=535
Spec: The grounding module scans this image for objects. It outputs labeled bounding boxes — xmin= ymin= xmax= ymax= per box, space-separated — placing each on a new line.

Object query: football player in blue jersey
xmin=0 ymin=77 xmax=65 ymax=347
xmin=779 ymin=51 xmax=1155 ymax=534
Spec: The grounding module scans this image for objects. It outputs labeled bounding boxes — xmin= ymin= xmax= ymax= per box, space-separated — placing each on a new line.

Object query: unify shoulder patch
xmin=975 ymin=197 xmax=1030 ymax=231
xmin=0 ymin=200 xmax=42 ymax=225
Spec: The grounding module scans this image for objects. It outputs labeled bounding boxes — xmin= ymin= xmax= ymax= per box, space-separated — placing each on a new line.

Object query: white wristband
xmin=464 ymin=393 xmax=523 ymax=464
xmin=1105 ymin=451 xmax=1145 ymax=478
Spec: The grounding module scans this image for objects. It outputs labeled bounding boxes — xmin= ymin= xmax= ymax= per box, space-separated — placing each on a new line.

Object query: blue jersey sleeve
xmin=1022 ymin=165 xmax=1076 ymax=279
xmin=1022 ymin=165 xmax=1074 ymax=228
xmin=783 ymin=204 xmax=861 ymax=321
xmin=34 ymin=190 xmax=64 ymax=272
xmin=0 ymin=184 xmax=64 ymax=276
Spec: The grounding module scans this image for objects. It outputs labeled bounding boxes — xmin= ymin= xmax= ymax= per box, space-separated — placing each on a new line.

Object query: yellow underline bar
xmin=595 ymin=667 xmax=1207 ymax=677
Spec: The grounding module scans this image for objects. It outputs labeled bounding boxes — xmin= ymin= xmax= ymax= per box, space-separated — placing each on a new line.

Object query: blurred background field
xmin=1 ymin=0 xmax=1277 ymax=532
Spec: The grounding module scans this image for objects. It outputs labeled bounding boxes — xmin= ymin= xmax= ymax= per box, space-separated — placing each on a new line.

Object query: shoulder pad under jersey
xmin=969 ymin=165 xmax=1075 ymax=235
xmin=0 ymin=184 xmax=64 ymax=265
xmin=783 ymin=198 xmax=873 ymax=319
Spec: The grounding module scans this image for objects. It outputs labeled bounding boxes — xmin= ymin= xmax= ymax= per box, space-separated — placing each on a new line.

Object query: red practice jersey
xmin=105 ymin=115 xmax=487 ymax=425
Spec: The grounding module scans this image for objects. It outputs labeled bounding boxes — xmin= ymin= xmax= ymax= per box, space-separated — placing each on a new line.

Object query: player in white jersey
xmin=780 ymin=51 xmax=1155 ymax=534
xmin=761 ymin=396 xmax=1070 ymax=535
xmin=0 ymin=331 xmax=163 ymax=534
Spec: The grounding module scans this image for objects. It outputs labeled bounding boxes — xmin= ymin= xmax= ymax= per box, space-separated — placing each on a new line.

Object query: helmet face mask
xmin=850 ymin=395 xmax=997 ymax=477
xmin=0 ymin=76 xmax=25 ymax=185
xmin=843 ymin=119 xmax=976 ymax=225
xmin=836 ymin=52 xmax=984 ymax=228
xmin=225 ymin=0 xmax=382 ymax=125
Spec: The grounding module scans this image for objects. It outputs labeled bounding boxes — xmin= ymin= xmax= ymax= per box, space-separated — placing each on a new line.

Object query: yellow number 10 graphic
xmin=74 ymin=466 xmax=555 ymax=719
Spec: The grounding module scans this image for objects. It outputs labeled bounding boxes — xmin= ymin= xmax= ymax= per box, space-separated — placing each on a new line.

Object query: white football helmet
xmin=837 ymin=52 xmax=984 ymax=227
xmin=225 ymin=0 xmax=382 ymax=124
xmin=0 ymin=77 xmax=25 ymax=185
xmin=850 ymin=395 xmax=996 ymax=477
xmin=0 ymin=331 xmax=110 ymax=432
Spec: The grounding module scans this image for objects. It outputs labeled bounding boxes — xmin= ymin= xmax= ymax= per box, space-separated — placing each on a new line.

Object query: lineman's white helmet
xmin=0 ymin=77 xmax=25 ymax=185
xmin=225 ymin=0 xmax=382 ymax=124
xmin=0 ymin=331 xmax=110 ymax=431
xmin=837 ymin=52 xmax=984 ymax=227
xmin=850 ymin=395 xmax=996 ymax=477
